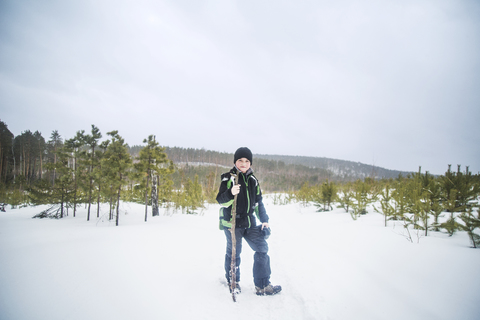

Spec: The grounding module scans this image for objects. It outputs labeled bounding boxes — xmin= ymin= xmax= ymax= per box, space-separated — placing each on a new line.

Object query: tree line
xmin=0 ymin=121 xmax=207 ymax=225
xmin=272 ymin=165 xmax=480 ymax=248
xmin=151 ymin=146 xmax=356 ymax=191
xmin=1 ymin=120 xmax=479 ymax=244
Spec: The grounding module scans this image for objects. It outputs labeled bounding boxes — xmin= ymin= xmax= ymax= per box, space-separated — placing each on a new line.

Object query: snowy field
xmin=1 ymin=198 xmax=479 ymax=320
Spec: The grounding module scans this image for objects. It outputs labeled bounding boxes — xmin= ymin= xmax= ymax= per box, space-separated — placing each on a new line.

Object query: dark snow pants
xmin=224 ymin=225 xmax=271 ymax=288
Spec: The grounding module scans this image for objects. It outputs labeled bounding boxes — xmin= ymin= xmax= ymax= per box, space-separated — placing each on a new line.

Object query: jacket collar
xmin=232 ymin=166 xmax=253 ymax=177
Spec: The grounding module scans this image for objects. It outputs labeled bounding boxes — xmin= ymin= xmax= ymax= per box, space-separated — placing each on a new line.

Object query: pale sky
xmin=1 ymin=0 xmax=479 ymax=175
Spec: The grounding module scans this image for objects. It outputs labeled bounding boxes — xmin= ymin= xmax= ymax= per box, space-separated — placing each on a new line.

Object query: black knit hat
xmin=234 ymin=147 xmax=253 ymax=164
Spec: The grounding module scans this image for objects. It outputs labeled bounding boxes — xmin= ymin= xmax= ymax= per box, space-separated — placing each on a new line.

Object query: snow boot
xmin=255 ymin=283 xmax=282 ymax=296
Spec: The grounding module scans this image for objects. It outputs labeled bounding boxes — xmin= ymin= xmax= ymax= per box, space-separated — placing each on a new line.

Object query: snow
xmin=1 ymin=199 xmax=479 ymax=320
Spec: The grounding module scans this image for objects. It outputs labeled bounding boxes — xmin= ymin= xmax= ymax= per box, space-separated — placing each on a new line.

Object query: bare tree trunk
xmin=109 ymin=186 xmax=114 ymax=220
xmin=22 ymin=147 xmax=25 ymax=177
xmin=97 ymin=184 xmax=101 ymax=218
xmin=87 ymin=181 xmax=92 ymax=221
xmin=39 ymin=140 xmax=43 ymax=179
xmin=60 ymin=189 xmax=65 ymax=219
xmin=32 ymin=157 xmax=37 ymax=182
xmin=144 ymin=173 xmax=150 ymax=222
xmin=73 ymin=155 xmax=77 ymax=218
xmin=87 ymin=146 xmax=95 ymax=221
xmin=116 ymin=174 xmax=122 ymax=226
xmin=53 ymin=146 xmax=57 ymax=186
xmin=152 ymin=174 xmax=159 ymax=216
xmin=12 ymin=140 xmax=16 ymax=181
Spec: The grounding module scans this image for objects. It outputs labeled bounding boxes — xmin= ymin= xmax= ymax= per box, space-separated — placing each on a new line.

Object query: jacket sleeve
xmin=255 ymin=184 xmax=269 ymax=223
xmin=216 ymin=172 xmax=235 ymax=207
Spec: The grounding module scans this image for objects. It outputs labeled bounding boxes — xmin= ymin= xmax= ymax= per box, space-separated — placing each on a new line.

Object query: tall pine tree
xmin=102 ymin=131 xmax=132 ymax=226
xmin=82 ymin=125 xmax=102 ymax=221
xmin=135 ymin=135 xmax=173 ymax=221
xmin=64 ymin=131 xmax=85 ymax=217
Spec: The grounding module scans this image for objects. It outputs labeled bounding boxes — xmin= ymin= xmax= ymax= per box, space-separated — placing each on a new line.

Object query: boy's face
xmin=235 ymin=158 xmax=251 ymax=173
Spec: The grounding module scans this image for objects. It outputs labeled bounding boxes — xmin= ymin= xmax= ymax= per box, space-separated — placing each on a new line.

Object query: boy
xmin=216 ymin=147 xmax=281 ymax=296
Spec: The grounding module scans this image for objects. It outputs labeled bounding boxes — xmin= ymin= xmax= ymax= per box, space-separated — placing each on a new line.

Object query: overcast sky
xmin=1 ymin=0 xmax=479 ymax=175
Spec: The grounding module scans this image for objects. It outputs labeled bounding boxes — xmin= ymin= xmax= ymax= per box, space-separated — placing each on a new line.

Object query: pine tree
xmin=311 ymin=184 xmax=322 ymax=211
xmin=0 ymin=121 xmax=14 ymax=184
xmin=391 ymin=175 xmax=408 ymax=221
xmin=337 ymin=182 xmax=353 ymax=213
xmin=135 ymin=135 xmax=174 ymax=221
xmin=425 ymin=175 xmax=443 ymax=232
xmin=313 ymin=180 xmax=337 ymax=212
xmin=93 ymin=140 xmax=109 ymax=218
xmin=82 ymin=125 xmax=102 ymax=221
xmin=438 ymin=165 xmax=479 ymax=236
xmin=296 ymin=182 xmax=312 ymax=207
xmin=32 ymin=145 xmax=74 ymax=218
xmin=374 ymin=180 xmax=395 ymax=227
xmin=350 ymin=178 xmax=378 ymax=220
xmin=440 ymin=189 xmax=460 ymax=236
xmin=203 ymin=170 xmax=218 ymax=204
xmin=184 ymin=174 xmax=204 ymax=214
xmin=456 ymin=166 xmax=479 ymax=210
xmin=458 ymin=208 xmax=480 ymax=248
xmin=47 ymin=130 xmax=63 ymax=186
xmin=64 ymin=131 xmax=85 ymax=217
xmin=13 ymin=130 xmax=42 ymax=184
xmin=33 ymin=131 xmax=46 ymax=180
xmin=323 ymin=180 xmax=337 ymax=211
xmin=405 ymin=168 xmax=432 ymax=236
xmin=441 ymin=166 xmax=480 ymax=242
xmin=101 ymin=131 xmax=132 ymax=226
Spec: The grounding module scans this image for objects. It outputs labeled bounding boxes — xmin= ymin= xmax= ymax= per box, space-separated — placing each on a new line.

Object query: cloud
xmin=0 ymin=0 xmax=479 ymax=175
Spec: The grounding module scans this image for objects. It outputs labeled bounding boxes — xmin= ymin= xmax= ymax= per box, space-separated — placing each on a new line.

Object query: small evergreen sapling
xmin=373 ymin=182 xmax=395 ymax=227
xmin=313 ymin=180 xmax=337 ymax=212
xmin=458 ymin=208 xmax=480 ymax=248
xmin=337 ymin=182 xmax=353 ymax=213
xmin=350 ymin=178 xmax=378 ymax=220
xmin=440 ymin=189 xmax=460 ymax=236
xmin=426 ymin=177 xmax=444 ymax=232
xmin=184 ymin=175 xmax=204 ymax=214
xmin=391 ymin=177 xmax=408 ymax=221
xmin=321 ymin=180 xmax=337 ymax=211
xmin=296 ymin=182 xmax=313 ymax=207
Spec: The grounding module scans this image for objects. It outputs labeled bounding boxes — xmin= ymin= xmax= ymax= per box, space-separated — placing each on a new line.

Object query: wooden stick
xmin=230 ymin=171 xmax=239 ymax=302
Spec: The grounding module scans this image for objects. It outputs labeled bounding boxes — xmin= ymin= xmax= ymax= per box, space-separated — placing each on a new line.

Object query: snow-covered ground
xmin=1 ymin=199 xmax=479 ymax=320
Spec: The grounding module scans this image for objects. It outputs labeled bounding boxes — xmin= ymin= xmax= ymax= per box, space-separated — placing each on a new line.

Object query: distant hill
xmin=128 ymin=146 xmax=411 ymax=192
xmin=254 ymin=154 xmax=411 ymax=181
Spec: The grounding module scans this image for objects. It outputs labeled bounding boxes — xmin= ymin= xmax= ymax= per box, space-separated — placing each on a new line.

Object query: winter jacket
xmin=216 ymin=167 xmax=269 ymax=229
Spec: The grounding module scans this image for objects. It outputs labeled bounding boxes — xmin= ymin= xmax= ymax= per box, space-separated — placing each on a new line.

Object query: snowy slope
xmin=0 ymin=200 xmax=479 ymax=320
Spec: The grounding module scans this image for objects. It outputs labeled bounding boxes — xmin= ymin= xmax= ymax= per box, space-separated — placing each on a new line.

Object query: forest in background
xmin=0 ymin=120 xmax=437 ymax=197
xmin=129 ymin=146 xmax=410 ymax=192
xmin=1 ymin=120 xmax=479 ymax=247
